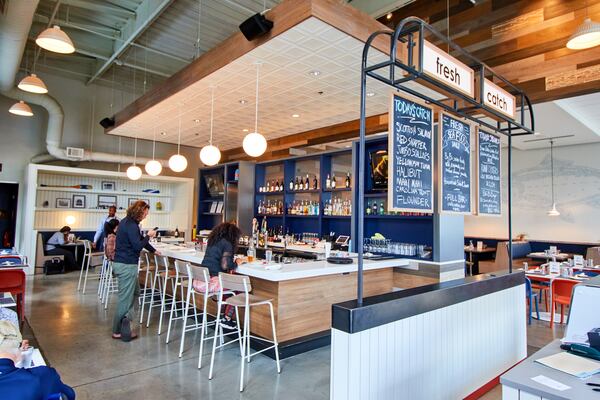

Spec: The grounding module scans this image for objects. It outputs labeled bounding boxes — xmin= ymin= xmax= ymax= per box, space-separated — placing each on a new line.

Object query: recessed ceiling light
xmin=366 ymin=92 xmax=375 ymax=97
xmin=291 ymin=114 xmax=300 ymax=118
xmin=242 ymin=128 xmax=249 ymax=132
xmin=193 ymin=119 xmax=200 ymax=123
xmin=160 ymin=131 xmax=167 ymax=136
xmin=239 ymin=99 xmax=248 ymax=105
xmin=308 ymin=70 xmax=321 ymax=77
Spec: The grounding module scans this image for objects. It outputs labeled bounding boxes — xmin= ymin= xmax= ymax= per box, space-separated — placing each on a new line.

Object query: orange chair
xmin=0 ymin=270 xmax=26 ymax=322
xmin=550 ymin=278 xmax=578 ymax=327
xmin=529 ymin=276 xmax=550 ymax=311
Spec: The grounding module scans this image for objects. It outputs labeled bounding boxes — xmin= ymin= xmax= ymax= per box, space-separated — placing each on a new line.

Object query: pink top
xmin=105 ymin=234 xmax=116 ymax=261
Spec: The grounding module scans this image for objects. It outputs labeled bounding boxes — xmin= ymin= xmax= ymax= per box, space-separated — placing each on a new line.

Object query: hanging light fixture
xmin=243 ymin=61 xmax=267 ymax=157
xmin=567 ymin=1 xmax=600 ymax=50
xmin=199 ymin=87 xmax=221 ymax=166
xmin=127 ymin=137 xmax=143 ymax=180
xmin=145 ymin=126 xmax=162 ymax=176
xmin=35 ymin=25 xmax=75 ymax=54
xmin=18 ymin=73 xmax=48 ymax=94
xmin=169 ymin=104 xmax=188 ymax=172
xmin=9 ymin=100 xmax=33 ymax=116
xmin=547 ymin=140 xmax=560 ymax=217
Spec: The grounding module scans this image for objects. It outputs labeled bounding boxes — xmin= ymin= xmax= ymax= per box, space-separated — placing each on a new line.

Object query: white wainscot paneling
xmin=330 ymin=285 xmax=526 ymax=400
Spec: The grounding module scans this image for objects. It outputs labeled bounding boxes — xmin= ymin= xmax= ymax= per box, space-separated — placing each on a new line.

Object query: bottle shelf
xmin=286 ymin=214 xmax=320 ymax=218
xmin=364 ymin=215 xmax=433 ymax=220
xmin=323 ymin=187 xmax=351 ymax=192
xmin=286 ymin=189 xmax=320 ymax=194
xmin=256 ymin=214 xmax=284 ymax=217
xmin=256 ymin=191 xmax=285 ymax=196
xmin=322 ymin=215 xmax=351 ymax=219
xmin=364 ymin=192 xmax=387 ymax=197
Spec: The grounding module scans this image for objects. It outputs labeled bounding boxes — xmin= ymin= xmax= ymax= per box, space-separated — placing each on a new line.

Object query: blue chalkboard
xmin=440 ymin=113 xmax=472 ymax=214
xmin=477 ymin=130 xmax=501 ymax=216
xmin=388 ymin=94 xmax=434 ymax=213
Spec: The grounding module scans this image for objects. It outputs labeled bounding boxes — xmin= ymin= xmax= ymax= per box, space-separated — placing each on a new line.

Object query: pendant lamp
xmin=199 ymin=87 xmax=221 ymax=166
xmin=127 ymin=137 xmax=143 ymax=180
xmin=567 ymin=1 xmax=600 ymax=50
xmin=145 ymin=127 xmax=162 ymax=176
xmin=547 ymin=140 xmax=560 ymax=217
xmin=169 ymin=105 xmax=188 ymax=172
xmin=18 ymin=73 xmax=48 ymax=94
xmin=9 ymin=100 xmax=33 ymax=116
xmin=243 ymin=62 xmax=267 ymax=157
xmin=35 ymin=25 xmax=75 ymax=54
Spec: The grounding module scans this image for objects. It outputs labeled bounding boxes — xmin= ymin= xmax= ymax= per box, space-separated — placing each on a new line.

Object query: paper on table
xmin=530 ymin=375 xmax=571 ymax=391
xmin=535 ymin=352 xmax=600 ymax=378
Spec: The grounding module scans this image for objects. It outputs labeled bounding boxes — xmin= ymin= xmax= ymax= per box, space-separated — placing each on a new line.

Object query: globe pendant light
xmin=169 ymin=105 xmax=188 ymax=172
xmin=547 ymin=140 xmax=560 ymax=217
xmin=18 ymin=73 xmax=48 ymax=94
xmin=145 ymin=127 xmax=162 ymax=176
xmin=243 ymin=61 xmax=267 ymax=157
xmin=9 ymin=100 xmax=33 ymax=116
xmin=35 ymin=25 xmax=75 ymax=54
xmin=127 ymin=137 xmax=143 ymax=180
xmin=567 ymin=18 xmax=600 ymax=49
xmin=199 ymin=87 xmax=221 ymax=166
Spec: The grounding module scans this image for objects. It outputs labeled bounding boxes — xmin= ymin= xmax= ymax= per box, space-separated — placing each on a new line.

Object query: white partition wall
xmin=330 ymin=277 xmax=526 ymax=400
xmin=21 ymin=164 xmax=194 ymax=274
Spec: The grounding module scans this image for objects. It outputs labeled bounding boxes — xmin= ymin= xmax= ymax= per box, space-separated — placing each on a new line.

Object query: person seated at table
xmin=196 ymin=222 xmax=243 ymax=329
xmin=0 ymin=321 xmax=76 ymax=400
xmin=45 ymin=226 xmax=77 ymax=270
xmin=103 ymin=219 xmax=120 ymax=261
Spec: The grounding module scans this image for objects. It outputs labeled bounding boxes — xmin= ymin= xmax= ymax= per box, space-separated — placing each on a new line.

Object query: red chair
xmin=528 ymin=275 xmax=550 ymax=311
xmin=0 ymin=270 xmax=26 ymax=322
xmin=550 ymin=278 xmax=578 ymax=327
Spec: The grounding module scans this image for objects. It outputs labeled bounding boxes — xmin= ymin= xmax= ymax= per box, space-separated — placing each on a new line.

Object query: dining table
xmin=526 ymin=251 xmax=573 ymax=262
xmin=464 ymin=246 xmax=496 ymax=275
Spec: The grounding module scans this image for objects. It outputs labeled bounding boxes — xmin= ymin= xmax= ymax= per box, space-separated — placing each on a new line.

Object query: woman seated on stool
xmin=103 ymin=219 xmax=120 ymax=261
xmin=195 ymin=222 xmax=242 ymax=329
xmin=45 ymin=226 xmax=77 ymax=270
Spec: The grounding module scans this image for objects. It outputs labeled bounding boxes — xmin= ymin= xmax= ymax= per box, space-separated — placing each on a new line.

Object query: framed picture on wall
xmin=98 ymin=195 xmax=117 ymax=209
xmin=128 ymin=198 xmax=150 ymax=208
xmin=102 ymin=181 xmax=116 ymax=191
xmin=56 ymin=198 xmax=71 ymax=208
xmin=72 ymin=195 xmax=86 ymax=209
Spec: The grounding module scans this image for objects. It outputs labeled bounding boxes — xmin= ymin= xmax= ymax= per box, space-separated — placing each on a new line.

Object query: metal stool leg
xmin=268 ymin=302 xmax=281 ymax=373
xmin=208 ymin=295 xmax=223 ymax=376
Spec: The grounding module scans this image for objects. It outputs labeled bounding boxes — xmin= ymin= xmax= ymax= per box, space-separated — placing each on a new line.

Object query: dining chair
xmin=77 ymin=240 xmax=104 ymax=293
xmin=525 ymin=277 xmax=539 ymax=325
xmin=550 ymin=278 xmax=579 ymax=327
xmin=138 ymin=251 xmax=157 ymax=324
xmin=0 ymin=270 xmax=26 ymax=322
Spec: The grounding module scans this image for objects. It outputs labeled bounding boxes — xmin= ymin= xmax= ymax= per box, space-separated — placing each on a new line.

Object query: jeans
xmin=111 ymin=262 xmax=139 ymax=334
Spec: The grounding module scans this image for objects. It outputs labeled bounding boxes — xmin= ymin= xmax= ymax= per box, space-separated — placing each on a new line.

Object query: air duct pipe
xmin=0 ymin=0 xmax=168 ymax=167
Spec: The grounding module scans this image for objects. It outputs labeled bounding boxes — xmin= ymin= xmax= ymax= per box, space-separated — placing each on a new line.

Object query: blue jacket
xmin=0 ymin=358 xmax=76 ymax=400
xmin=114 ymin=216 xmax=156 ymax=264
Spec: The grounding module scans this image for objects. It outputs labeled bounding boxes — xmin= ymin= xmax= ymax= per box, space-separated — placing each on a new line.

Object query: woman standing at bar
xmin=112 ymin=201 xmax=159 ymax=341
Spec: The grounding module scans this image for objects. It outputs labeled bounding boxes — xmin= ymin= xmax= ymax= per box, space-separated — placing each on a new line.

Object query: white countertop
xmin=153 ymin=243 xmax=411 ymax=282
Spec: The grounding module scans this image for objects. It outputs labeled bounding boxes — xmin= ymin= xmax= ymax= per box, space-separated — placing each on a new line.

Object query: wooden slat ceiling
xmin=380 ymin=0 xmax=600 ymax=104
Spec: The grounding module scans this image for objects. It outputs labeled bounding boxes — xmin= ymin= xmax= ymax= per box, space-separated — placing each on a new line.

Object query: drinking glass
xmin=265 ymin=249 xmax=273 ymax=263
xmin=247 ymin=248 xmax=255 ymax=263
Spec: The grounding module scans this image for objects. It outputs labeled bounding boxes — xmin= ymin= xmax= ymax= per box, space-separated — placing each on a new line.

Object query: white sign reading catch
xmin=483 ymin=78 xmax=516 ymax=119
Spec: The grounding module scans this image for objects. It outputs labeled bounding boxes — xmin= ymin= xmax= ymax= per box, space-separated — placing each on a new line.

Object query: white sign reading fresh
xmin=422 ymin=40 xmax=474 ymax=98
xmin=483 ymin=79 xmax=516 ymax=119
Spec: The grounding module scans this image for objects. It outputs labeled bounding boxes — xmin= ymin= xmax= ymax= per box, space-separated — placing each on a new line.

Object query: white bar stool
xmin=77 ymin=240 xmax=104 ymax=293
xmin=181 ymin=264 xmax=234 ymax=360
xmin=101 ymin=259 xmax=118 ymax=309
xmin=138 ymin=251 xmax=156 ymax=324
xmin=208 ymin=273 xmax=281 ymax=392
xmin=165 ymin=259 xmax=191 ymax=343
xmin=145 ymin=255 xmax=181 ymax=335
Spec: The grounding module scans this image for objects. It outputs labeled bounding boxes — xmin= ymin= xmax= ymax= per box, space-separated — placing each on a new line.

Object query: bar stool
xmin=145 ymin=255 xmax=181 ymax=335
xmin=101 ymin=259 xmax=118 ymax=310
xmin=208 ymin=273 xmax=281 ymax=392
xmin=77 ymin=240 xmax=104 ymax=293
xmin=138 ymin=251 xmax=156 ymax=324
xmin=165 ymin=259 xmax=191 ymax=344
xmin=181 ymin=264 xmax=234 ymax=359
xmin=97 ymin=255 xmax=110 ymax=300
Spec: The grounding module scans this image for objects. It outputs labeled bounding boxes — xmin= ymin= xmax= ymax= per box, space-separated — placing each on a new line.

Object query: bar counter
xmin=150 ymin=243 xmax=415 ymax=357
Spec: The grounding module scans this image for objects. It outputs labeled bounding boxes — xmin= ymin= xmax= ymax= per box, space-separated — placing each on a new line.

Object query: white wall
xmin=0 ymin=72 xmax=202 ymax=249
xmin=465 ymin=142 xmax=600 ymax=243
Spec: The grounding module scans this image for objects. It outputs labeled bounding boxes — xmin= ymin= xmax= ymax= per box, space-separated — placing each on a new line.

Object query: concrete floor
xmin=25 ymin=273 xmax=564 ymax=400
xmin=25 ymin=273 xmax=330 ymax=400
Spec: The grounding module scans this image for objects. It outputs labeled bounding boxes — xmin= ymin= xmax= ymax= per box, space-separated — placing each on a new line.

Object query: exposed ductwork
xmin=0 ymin=0 xmax=168 ymax=167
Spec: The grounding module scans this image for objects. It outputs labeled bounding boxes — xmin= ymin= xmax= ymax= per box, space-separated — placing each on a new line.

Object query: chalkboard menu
xmin=439 ymin=113 xmax=472 ymax=214
xmin=387 ymin=94 xmax=434 ymax=213
xmin=477 ymin=129 xmax=502 ymax=216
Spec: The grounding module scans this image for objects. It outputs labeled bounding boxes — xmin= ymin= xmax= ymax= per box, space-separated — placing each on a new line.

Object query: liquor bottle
xmin=289 ymin=178 xmax=294 ymax=192
xmin=174 ymin=227 xmax=180 ymax=238
xmin=294 ymin=177 xmax=299 ymax=191
xmin=366 ymin=201 xmax=371 ymax=215
xmin=266 ymin=180 xmax=271 ymax=192
xmin=372 ymin=201 xmax=377 ymax=215
xmin=345 ymin=172 xmax=351 ymax=188
xmin=192 ymin=224 xmax=197 ymax=241
xmin=313 ymin=176 xmax=318 ymax=190
xmin=257 ymin=200 xmax=262 ymax=215
xmin=379 ymin=202 xmax=384 ymax=215
xmin=326 ymin=174 xmax=331 ymax=189
xmin=279 ymin=180 xmax=284 ymax=192
xmin=304 ymin=174 xmax=310 ymax=190
xmin=331 ymin=174 xmax=337 ymax=189
xmin=274 ymin=180 xmax=279 ymax=192
xmin=234 ymin=168 xmax=240 ymax=181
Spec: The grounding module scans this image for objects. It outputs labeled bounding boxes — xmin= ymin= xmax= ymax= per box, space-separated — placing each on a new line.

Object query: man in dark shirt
xmin=112 ymin=201 xmax=159 ymax=341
